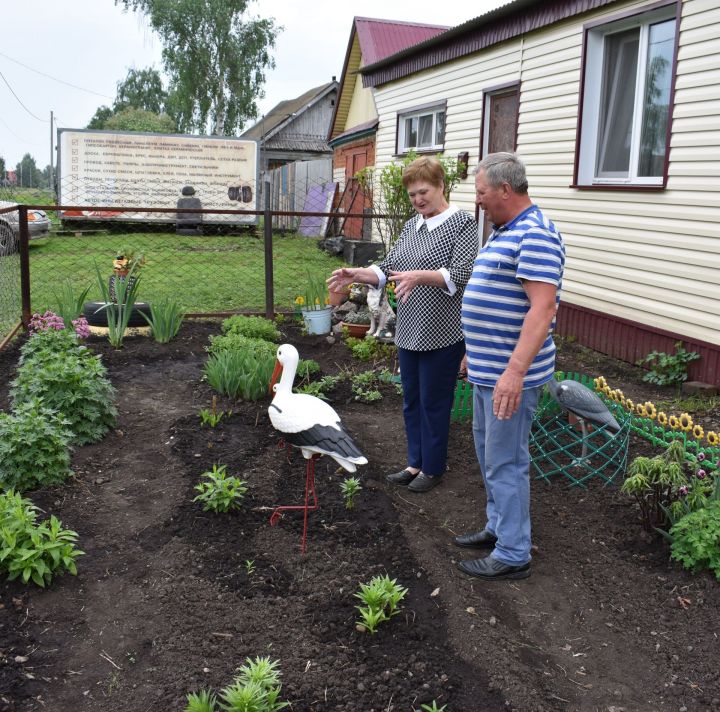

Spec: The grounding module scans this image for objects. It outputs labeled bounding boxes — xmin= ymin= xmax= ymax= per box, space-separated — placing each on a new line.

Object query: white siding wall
xmin=373 ymin=0 xmax=720 ymax=346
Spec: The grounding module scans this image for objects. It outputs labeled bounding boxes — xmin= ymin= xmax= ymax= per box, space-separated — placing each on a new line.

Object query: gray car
xmin=0 ymin=200 xmax=52 ymax=255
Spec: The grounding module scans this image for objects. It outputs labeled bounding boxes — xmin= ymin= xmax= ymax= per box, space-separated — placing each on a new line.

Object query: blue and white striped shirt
xmin=461 ymin=204 xmax=565 ymax=388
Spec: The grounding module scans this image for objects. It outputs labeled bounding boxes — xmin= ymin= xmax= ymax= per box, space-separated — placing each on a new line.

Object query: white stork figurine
xmin=268 ymin=343 xmax=367 ymax=553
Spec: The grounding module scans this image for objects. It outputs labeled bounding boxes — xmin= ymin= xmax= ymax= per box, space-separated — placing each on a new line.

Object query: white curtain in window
xmin=596 ymin=28 xmax=639 ymax=176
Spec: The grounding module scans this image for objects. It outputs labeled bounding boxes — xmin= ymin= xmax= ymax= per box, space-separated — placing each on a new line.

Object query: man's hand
xmin=492 ymin=367 xmax=524 ymax=419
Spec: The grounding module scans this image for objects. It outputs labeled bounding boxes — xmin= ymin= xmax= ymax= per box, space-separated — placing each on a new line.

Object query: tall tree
xmin=104 ymin=107 xmax=176 ymax=133
xmin=87 ymin=106 xmax=114 ymax=129
xmin=15 ymin=154 xmax=42 ymax=188
xmin=0 ymin=156 xmax=6 ymax=181
xmin=114 ymin=67 xmax=169 ymax=115
xmin=116 ymin=0 xmax=279 ymax=135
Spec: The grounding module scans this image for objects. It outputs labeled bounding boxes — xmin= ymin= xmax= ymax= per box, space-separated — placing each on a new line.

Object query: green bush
xmin=0 ymin=400 xmax=73 ymax=492
xmin=0 ymin=489 xmax=84 ymax=587
xmin=222 ymin=315 xmax=281 ymax=343
xmin=18 ymin=328 xmax=83 ymax=367
xmin=208 ymin=332 xmax=277 ymax=359
xmin=193 ymin=464 xmax=247 ymax=513
xmin=204 ymin=348 xmax=275 ymax=401
xmin=11 ymin=342 xmax=117 ymax=445
xmin=669 ymin=500 xmax=720 ymax=579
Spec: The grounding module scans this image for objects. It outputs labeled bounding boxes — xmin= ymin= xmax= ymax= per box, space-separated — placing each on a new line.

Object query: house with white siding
xmin=358 ymin=0 xmax=720 ymax=385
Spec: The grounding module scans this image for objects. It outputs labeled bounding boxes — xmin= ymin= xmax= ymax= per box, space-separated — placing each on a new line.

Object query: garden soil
xmin=1 ymin=320 xmax=719 ymax=712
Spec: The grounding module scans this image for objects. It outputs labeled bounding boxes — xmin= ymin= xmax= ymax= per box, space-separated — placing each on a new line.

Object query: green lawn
xmin=28 ymin=230 xmax=344 ymax=314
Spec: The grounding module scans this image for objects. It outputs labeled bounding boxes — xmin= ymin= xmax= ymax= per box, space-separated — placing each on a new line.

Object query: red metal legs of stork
xmin=269 ymin=454 xmax=319 ymax=555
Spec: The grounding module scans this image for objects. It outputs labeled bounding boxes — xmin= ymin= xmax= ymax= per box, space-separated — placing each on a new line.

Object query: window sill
xmin=570 ymin=183 xmax=666 ymax=192
xmin=394 ymin=147 xmax=445 ymax=158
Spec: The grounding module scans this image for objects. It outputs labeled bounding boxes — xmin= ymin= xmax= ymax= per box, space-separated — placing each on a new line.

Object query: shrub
xmin=204 ymin=348 xmax=275 ymax=401
xmin=0 ymin=489 xmax=84 ymax=587
xmin=193 ymin=464 xmax=247 ymax=513
xmin=0 ymin=400 xmax=73 ymax=492
xmin=11 ymin=341 xmax=117 ymax=445
xmin=208 ymin=332 xmax=277 ymax=360
xmin=620 ymin=440 xmax=689 ymax=530
xmin=18 ymin=327 xmax=83 ymax=367
xmin=636 ymin=341 xmax=700 ymax=392
xmin=222 ymin=315 xmax=281 ymax=343
xmin=668 ymin=500 xmax=720 ymax=580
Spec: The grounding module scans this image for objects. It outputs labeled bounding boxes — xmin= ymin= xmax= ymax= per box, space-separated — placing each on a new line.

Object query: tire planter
xmin=83 ymin=301 xmax=152 ymax=328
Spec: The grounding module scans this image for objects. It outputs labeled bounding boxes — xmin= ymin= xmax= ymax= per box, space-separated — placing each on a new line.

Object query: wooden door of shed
xmin=343 ymin=149 xmax=369 ymax=239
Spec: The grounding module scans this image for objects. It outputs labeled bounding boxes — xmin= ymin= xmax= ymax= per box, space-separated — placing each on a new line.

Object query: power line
xmin=0 ymin=69 xmax=48 ymax=122
xmin=0 ymin=51 xmax=114 ymax=100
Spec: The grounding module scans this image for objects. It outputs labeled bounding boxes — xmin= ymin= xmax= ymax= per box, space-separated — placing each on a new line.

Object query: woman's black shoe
xmin=386 ymin=468 xmax=417 ymax=485
xmin=407 ymin=473 xmax=441 ymax=492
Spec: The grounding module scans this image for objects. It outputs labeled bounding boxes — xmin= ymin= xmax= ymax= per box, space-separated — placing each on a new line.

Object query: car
xmin=0 ymin=200 xmax=52 ymax=255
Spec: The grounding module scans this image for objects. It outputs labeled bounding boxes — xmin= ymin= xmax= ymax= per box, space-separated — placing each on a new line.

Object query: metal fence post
xmin=18 ymin=206 xmax=31 ymax=327
xmin=263 ymin=180 xmax=274 ymax=319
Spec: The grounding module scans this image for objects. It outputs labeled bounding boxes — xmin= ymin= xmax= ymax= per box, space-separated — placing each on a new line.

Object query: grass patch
xmin=28 ymin=230 xmax=343 ymax=313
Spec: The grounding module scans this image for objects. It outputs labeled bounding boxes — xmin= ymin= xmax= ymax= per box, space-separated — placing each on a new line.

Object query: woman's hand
xmin=327 ymin=267 xmax=355 ymax=292
xmin=389 ymin=270 xmax=437 ymax=302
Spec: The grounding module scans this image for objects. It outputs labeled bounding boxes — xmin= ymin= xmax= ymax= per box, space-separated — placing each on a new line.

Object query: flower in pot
xmin=298 ymin=273 xmax=332 ymax=335
xmin=341 ymin=309 xmax=372 ymax=338
xmin=110 ymin=249 xmax=145 ymax=303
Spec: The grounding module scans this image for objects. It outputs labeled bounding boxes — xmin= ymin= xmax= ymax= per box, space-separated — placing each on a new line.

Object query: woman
xmin=328 ymin=156 xmax=478 ymax=493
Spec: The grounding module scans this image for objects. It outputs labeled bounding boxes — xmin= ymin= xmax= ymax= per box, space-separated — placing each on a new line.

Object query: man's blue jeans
xmin=471 ymin=384 xmax=541 ymax=566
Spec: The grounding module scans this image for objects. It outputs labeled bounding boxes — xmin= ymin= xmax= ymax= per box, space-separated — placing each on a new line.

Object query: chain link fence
xmin=0 ymin=173 xmax=386 ymax=346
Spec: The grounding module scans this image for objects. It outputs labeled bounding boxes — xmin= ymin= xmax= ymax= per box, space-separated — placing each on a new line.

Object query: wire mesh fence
xmin=0 ymin=173 xmax=387 ymax=345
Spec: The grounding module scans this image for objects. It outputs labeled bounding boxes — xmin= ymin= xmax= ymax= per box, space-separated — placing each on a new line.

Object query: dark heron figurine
xmin=546 ymin=378 xmax=621 ymax=463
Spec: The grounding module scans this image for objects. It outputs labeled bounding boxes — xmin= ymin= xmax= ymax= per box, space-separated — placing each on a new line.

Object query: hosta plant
xmin=0 ymin=489 xmax=84 ymax=587
xmin=193 ymin=464 xmax=247 ymax=513
xmin=0 ymin=399 xmax=73 ymax=492
xmin=354 ymin=574 xmax=408 ymax=634
xmin=11 ymin=341 xmax=117 ymax=445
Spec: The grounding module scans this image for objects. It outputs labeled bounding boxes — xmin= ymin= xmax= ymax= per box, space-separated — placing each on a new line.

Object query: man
xmin=456 ymin=152 xmax=565 ymax=580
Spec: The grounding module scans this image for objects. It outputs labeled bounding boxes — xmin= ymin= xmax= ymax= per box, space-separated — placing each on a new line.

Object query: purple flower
xmin=696 ymin=469 xmax=706 ymax=480
xmin=72 ymin=316 xmax=90 ymax=340
xmin=678 ymin=485 xmax=689 ymax=496
xmin=697 ymin=452 xmax=705 ymax=462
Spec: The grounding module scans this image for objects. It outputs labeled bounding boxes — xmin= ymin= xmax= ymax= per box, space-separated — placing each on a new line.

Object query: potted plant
xmin=328 ymin=280 xmax=351 ymax=306
xmin=341 ymin=309 xmax=372 ymax=338
xmin=110 ymin=248 xmax=145 ymax=303
xmin=296 ymin=273 xmax=332 ymax=335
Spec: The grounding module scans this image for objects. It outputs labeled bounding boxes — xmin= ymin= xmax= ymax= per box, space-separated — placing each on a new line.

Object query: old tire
xmin=83 ymin=301 xmax=152 ymax=328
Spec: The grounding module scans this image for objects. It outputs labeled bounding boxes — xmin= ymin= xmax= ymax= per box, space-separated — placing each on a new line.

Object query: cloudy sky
xmin=0 ymin=0 xmax=507 ymax=171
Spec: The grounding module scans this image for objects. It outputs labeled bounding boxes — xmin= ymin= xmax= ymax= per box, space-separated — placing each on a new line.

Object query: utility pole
xmin=49 ymin=111 xmax=54 ymax=193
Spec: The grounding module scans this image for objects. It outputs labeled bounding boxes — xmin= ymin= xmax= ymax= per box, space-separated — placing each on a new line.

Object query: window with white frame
xmin=577 ymin=4 xmax=677 ymax=186
xmin=397 ymin=104 xmax=446 ymax=153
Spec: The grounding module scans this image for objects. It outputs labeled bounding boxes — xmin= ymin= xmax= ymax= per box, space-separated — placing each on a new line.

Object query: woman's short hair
xmin=476 ymin=152 xmax=528 ymax=194
xmin=402 ymin=156 xmax=445 ymax=189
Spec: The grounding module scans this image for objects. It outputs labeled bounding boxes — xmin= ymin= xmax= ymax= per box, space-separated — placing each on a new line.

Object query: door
xmin=479 ymin=86 xmax=519 ymax=242
xmin=343 ymin=147 xmax=370 ymax=239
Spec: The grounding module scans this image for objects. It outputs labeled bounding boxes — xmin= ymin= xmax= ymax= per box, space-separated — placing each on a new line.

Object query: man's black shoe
xmin=453 ymin=530 xmax=497 ymax=549
xmin=407 ymin=473 xmax=441 ymax=493
xmin=457 ymin=555 xmax=530 ymax=580
xmin=386 ymin=468 xmax=417 ymax=485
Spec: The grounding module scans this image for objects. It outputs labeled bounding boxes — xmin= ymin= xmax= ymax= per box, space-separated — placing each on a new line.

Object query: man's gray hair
xmin=475 ymin=152 xmax=528 ymax=194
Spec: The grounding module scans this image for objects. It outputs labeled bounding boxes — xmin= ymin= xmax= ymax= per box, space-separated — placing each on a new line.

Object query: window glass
xmin=638 ymin=19 xmax=674 ymax=177
xmin=435 ymin=111 xmax=446 ymax=146
xmin=596 ymin=28 xmax=639 ymax=177
xmin=404 ymin=117 xmax=418 ymax=150
xmin=417 ymin=114 xmax=433 ymax=147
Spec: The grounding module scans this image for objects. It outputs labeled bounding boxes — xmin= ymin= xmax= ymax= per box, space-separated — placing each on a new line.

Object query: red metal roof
xmin=354 ymin=17 xmax=449 ymax=66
